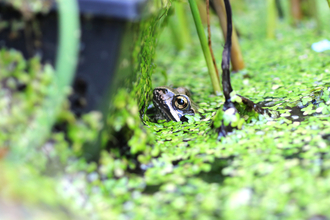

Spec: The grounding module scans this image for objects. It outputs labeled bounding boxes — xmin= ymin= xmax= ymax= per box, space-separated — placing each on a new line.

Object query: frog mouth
xmin=153 ymin=98 xmax=181 ymax=122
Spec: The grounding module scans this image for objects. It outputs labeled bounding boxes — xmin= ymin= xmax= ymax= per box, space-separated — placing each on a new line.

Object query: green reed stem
xmin=267 ymin=0 xmax=277 ymax=39
xmin=188 ymin=0 xmax=222 ymax=94
xmin=10 ymin=0 xmax=80 ymax=161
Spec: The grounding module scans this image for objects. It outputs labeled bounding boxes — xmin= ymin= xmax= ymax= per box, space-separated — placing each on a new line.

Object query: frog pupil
xmin=177 ymin=98 xmax=184 ymax=105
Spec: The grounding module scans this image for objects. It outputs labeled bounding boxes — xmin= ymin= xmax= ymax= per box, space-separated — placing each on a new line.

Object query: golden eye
xmin=174 ymin=96 xmax=189 ymax=110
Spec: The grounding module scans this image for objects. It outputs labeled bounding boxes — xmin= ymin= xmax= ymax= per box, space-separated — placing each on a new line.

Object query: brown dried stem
xmin=206 ymin=0 xmax=220 ymax=82
xmin=212 ymin=0 xmax=245 ymax=72
xmin=290 ymin=0 xmax=302 ymax=25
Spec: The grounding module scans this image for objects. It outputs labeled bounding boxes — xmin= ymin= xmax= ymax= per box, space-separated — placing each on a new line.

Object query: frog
xmin=152 ymin=86 xmax=198 ymax=122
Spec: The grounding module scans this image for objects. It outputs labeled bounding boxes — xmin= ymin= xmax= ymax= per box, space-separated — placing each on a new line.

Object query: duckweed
xmin=1 ymin=0 xmax=330 ymax=219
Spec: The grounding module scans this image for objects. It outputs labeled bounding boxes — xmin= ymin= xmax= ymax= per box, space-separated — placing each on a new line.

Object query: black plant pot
xmin=0 ymin=0 xmax=151 ymax=116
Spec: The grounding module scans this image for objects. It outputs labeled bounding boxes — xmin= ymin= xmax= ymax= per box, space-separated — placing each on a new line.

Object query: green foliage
xmin=0 ymin=0 xmax=53 ymax=19
xmin=68 ymin=111 xmax=103 ymax=155
xmin=0 ymin=160 xmax=81 ymax=219
xmin=0 ymin=49 xmax=54 ymax=146
xmin=97 ymin=2 xmax=172 ymax=170
xmin=133 ymin=7 xmax=171 ymax=116
xmin=105 ymin=89 xmax=155 ymax=157
xmin=1 ymin=0 xmax=330 ymax=219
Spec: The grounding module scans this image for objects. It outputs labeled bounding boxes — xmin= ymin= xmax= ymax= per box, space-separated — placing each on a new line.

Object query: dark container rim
xmin=0 ymin=0 xmax=149 ymax=20
xmin=78 ymin=0 xmax=148 ymax=20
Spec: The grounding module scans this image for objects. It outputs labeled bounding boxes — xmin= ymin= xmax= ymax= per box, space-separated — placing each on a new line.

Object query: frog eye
xmin=174 ymin=95 xmax=189 ymax=110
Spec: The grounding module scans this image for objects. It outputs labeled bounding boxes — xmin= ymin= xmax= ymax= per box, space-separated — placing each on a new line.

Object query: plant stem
xmin=290 ymin=0 xmax=302 ymax=26
xmin=196 ymin=0 xmax=208 ymax=25
xmin=169 ymin=14 xmax=185 ymax=50
xmin=169 ymin=2 xmax=192 ymax=51
xmin=206 ymin=0 xmax=220 ymax=82
xmin=267 ymin=0 xmax=277 ymax=39
xmin=221 ymin=0 xmax=233 ymax=102
xmin=11 ymin=0 xmax=80 ymax=160
xmin=212 ymin=0 xmax=245 ymax=72
xmin=302 ymin=0 xmax=320 ymax=31
xmin=188 ymin=0 xmax=221 ymax=94
xmin=275 ymin=0 xmax=284 ymax=18
xmin=175 ymin=2 xmax=192 ymax=45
